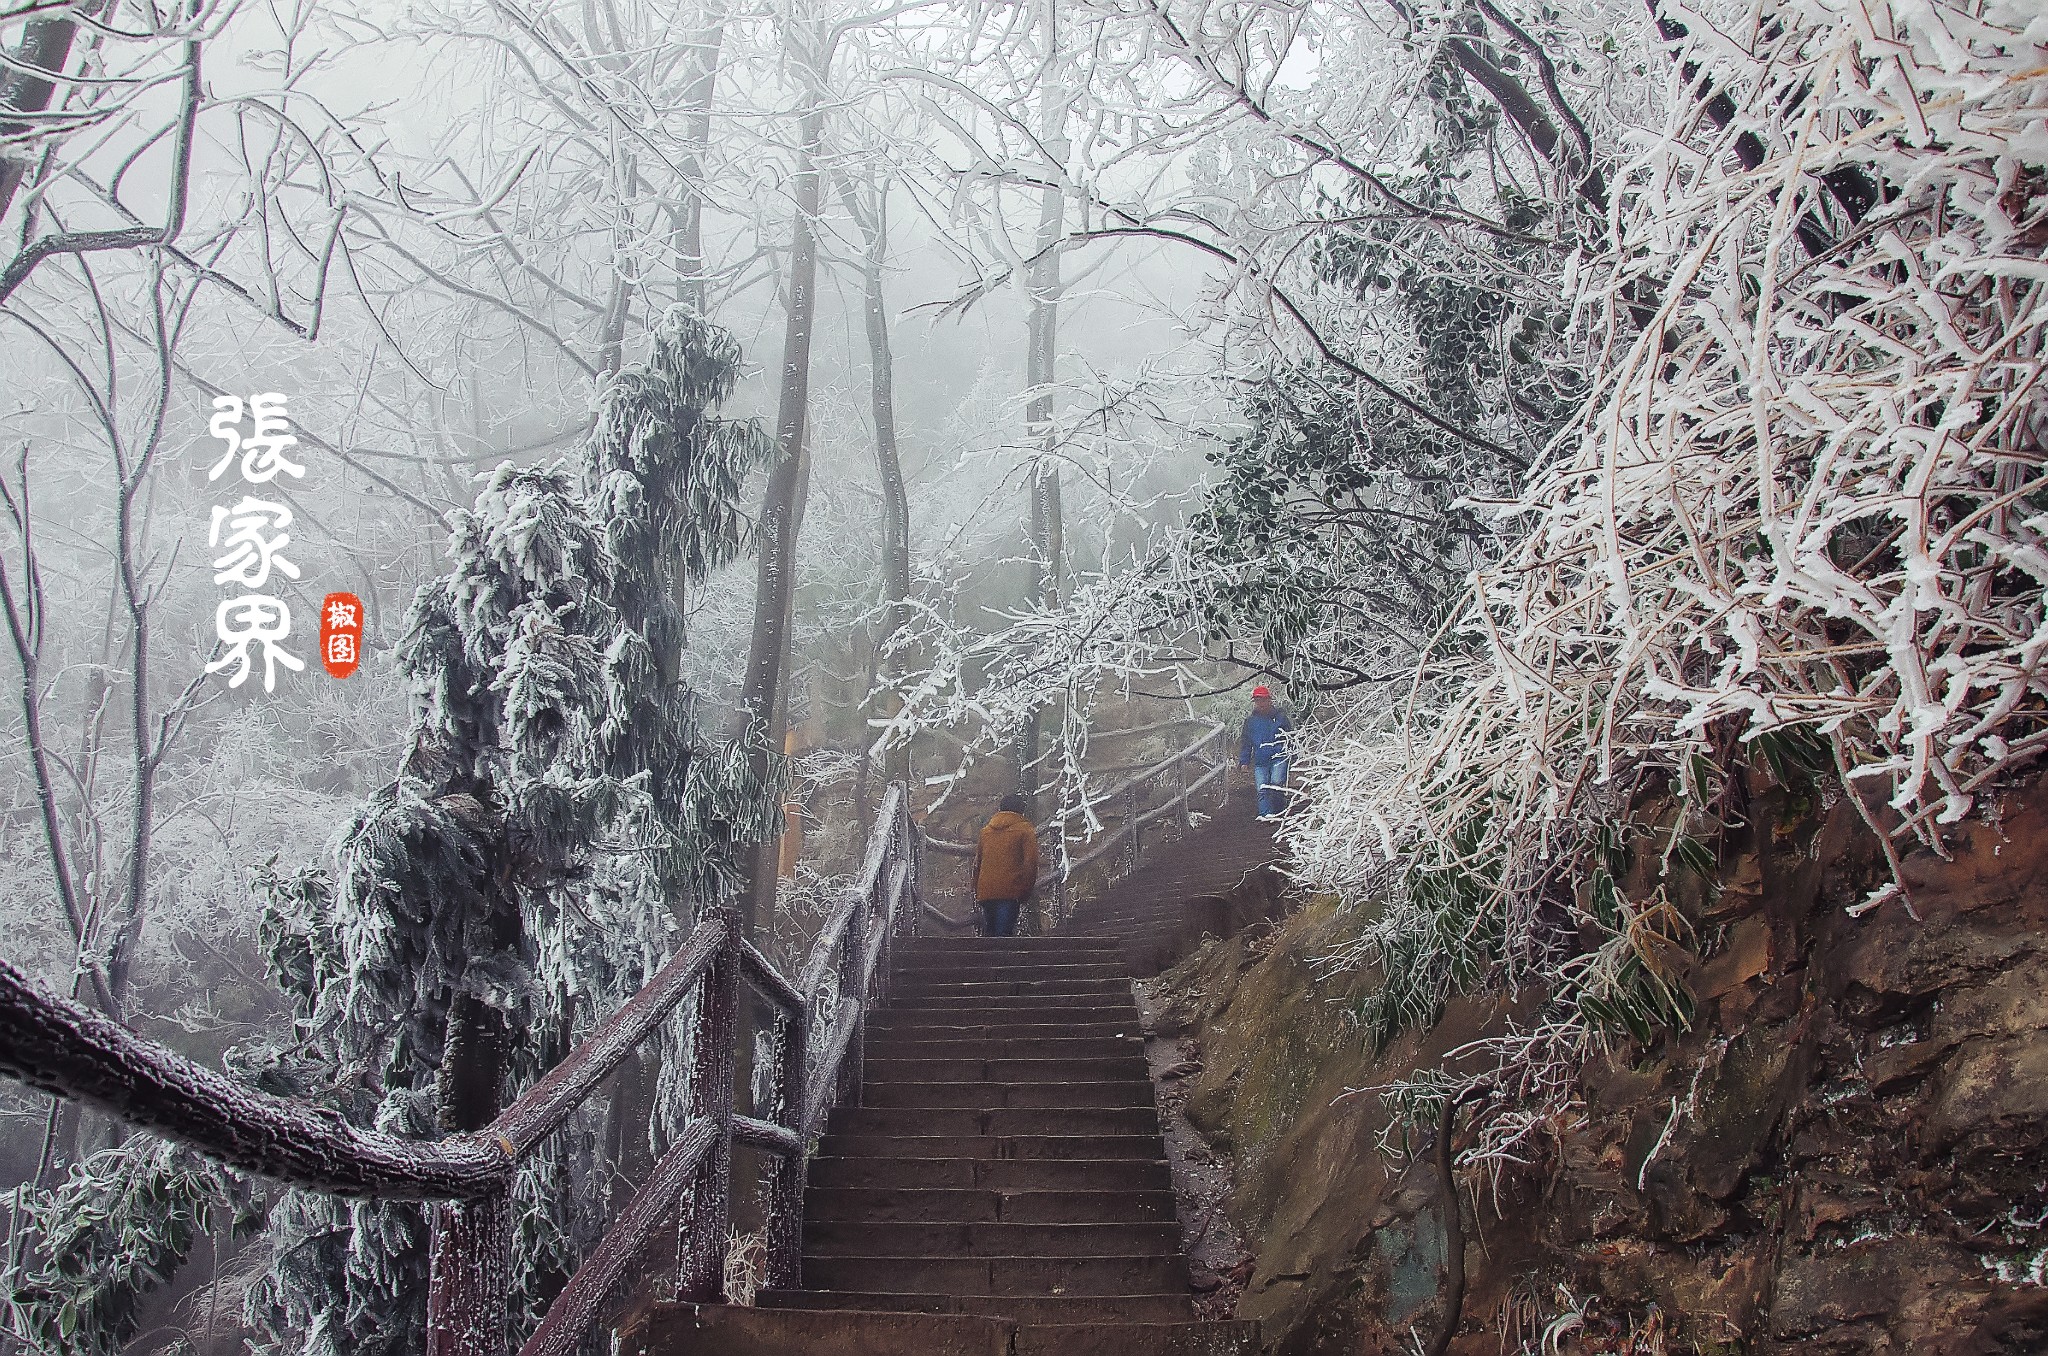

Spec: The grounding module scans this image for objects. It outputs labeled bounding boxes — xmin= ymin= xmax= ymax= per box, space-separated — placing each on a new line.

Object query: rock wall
xmin=1145 ymin=772 xmax=2048 ymax=1353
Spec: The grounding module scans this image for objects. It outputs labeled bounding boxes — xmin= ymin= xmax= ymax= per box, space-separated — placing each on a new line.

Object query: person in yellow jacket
xmin=970 ymin=794 xmax=1038 ymax=937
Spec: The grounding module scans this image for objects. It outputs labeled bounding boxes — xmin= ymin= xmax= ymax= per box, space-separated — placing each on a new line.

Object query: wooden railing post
xmin=764 ymin=999 xmax=808 ymax=1290
xmin=875 ymin=812 xmax=898 ymax=1008
xmin=907 ymin=817 xmax=924 ymax=940
xmin=1125 ymin=788 xmax=1140 ymax=877
xmin=426 ymin=1191 xmax=511 ymax=1356
xmin=676 ymin=902 xmax=740 ymax=1302
xmin=837 ymin=894 xmax=866 ymax=1109
xmin=1054 ymin=851 xmax=1070 ymax=930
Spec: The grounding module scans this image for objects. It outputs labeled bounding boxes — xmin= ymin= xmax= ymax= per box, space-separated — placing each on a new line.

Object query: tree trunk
xmin=0 ymin=18 xmax=82 ymax=222
xmin=436 ymin=994 xmax=510 ymax=1134
xmin=1013 ymin=74 xmax=1067 ymax=815
xmin=594 ymin=143 xmax=642 ymax=380
xmin=735 ymin=80 xmax=825 ymax=939
xmin=835 ymin=174 xmax=913 ymax=787
xmin=673 ymin=4 xmax=728 ymax=314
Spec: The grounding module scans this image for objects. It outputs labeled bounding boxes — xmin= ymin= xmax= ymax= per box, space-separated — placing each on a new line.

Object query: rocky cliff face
xmin=1144 ymin=772 xmax=2048 ymax=1353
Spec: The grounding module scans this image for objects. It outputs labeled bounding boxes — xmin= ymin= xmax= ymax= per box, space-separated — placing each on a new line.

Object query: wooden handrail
xmin=923 ymin=723 xmax=1228 ymax=858
xmin=1044 ymin=724 xmax=1230 ymax=925
xmin=1067 ymin=759 xmax=1230 ymax=876
xmin=491 ymin=919 xmax=729 ymax=1157
xmin=1061 ymin=723 xmax=1227 ymax=828
xmin=513 ymin=1116 xmax=717 ymax=1356
xmin=740 ymin=937 xmax=803 ymax=1014
xmin=0 ymin=956 xmax=514 ymax=1199
xmin=800 ymin=997 xmax=864 ymax=1138
xmin=0 ymin=779 xmax=929 ymax=1356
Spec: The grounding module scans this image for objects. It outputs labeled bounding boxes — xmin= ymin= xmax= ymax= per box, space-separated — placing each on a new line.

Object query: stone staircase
xmin=1067 ymin=814 xmax=1278 ymax=975
xmin=624 ymin=823 xmax=1278 ymax=1356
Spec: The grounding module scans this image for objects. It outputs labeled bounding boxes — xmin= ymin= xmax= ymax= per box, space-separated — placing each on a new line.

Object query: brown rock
xmin=1701 ymin=913 xmax=1776 ymax=998
xmin=1927 ymin=1034 xmax=2048 ymax=1148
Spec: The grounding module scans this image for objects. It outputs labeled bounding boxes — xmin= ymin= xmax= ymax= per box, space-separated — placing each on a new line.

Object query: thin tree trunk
xmin=835 ymin=173 xmax=912 ymax=786
xmin=0 ymin=511 xmax=114 ymax=1014
xmin=1014 ymin=70 xmax=1067 ymax=814
xmin=735 ymin=81 xmax=824 ymax=939
xmin=596 ymin=154 xmax=639 ymax=379
xmin=673 ymin=4 xmax=728 ymax=314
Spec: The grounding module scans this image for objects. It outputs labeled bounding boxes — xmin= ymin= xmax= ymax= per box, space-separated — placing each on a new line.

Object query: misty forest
xmin=0 ymin=0 xmax=2044 ymax=1352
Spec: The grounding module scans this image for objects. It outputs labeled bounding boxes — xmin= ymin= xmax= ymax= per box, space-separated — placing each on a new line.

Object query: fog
xmin=9 ymin=0 xmax=2033 ymax=1351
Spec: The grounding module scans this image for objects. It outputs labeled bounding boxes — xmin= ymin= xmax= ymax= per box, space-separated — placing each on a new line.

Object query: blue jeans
xmin=979 ymin=898 xmax=1021 ymax=937
xmin=1253 ymin=760 xmax=1290 ymax=818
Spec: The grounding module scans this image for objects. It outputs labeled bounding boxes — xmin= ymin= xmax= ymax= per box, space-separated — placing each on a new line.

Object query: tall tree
xmin=242 ymin=308 xmax=777 ymax=1355
xmin=734 ymin=12 xmax=828 ymax=940
xmin=833 ymin=170 xmax=913 ymax=788
xmin=1012 ymin=17 xmax=1071 ymax=814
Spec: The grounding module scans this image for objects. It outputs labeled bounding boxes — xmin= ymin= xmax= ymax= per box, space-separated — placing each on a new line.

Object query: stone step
xmin=863 ymin=1056 xmax=1152 ymax=1083
xmin=864 ymin=1035 xmax=1146 ymax=1060
xmin=901 ymin=938 xmax=1125 ymax=954
xmin=804 ymin=1252 xmax=1190 ymax=1296
xmin=897 ymin=949 xmax=1125 ymax=967
xmin=1069 ymin=918 xmax=1169 ymax=927
xmin=807 ymin=1186 xmax=1176 ymax=1224
xmin=872 ymin=1015 xmax=1138 ymax=1036
xmin=627 ymin=1303 xmax=1260 ymax=1356
xmin=876 ymin=995 xmax=1146 ymax=1015
xmin=622 ymin=1303 xmax=1011 ymax=1356
xmin=758 ymin=1289 xmax=1199 ymax=1323
xmin=868 ymin=1017 xmax=1138 ymax=1036
xmin=813 ymin=1133 xmax=1167 ymax=1163
xmin=1015 ymin=1321 xmax=1264 ymax=1356
xmin=803 ymin=1220 xmax=1181 ymax=1257
xmin=827 ymin=1106 xmax=1161 ymax=1138
xmin=807 ymin=1156 xmax=1172 ymax=1192
xmin=892 ymin=977 xmax=1134 ymax=999
xmin=896 ymin=961 xmax=1130 ymax=983
xmin=861 ymin=1081 xmax=1155 ymax=1111
xmin=868 ymin=1032 xmax=1155 ymax=1048
xmin=1071 ymin=908 xmax=1185 ymax=925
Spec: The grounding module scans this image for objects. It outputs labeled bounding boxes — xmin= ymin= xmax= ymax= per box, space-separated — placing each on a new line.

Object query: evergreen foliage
xmin=227 ymin=307 xmax=781 ymax=1356
xmin=5 ymin=1138 xmax=248 ymax=1356
xmin=1185 ymin=42 xmax=1583 ymax=691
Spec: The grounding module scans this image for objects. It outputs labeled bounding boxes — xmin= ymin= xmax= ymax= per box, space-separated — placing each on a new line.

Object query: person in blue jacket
xmin=1237 ymin=685 xmax=1295 ymax=820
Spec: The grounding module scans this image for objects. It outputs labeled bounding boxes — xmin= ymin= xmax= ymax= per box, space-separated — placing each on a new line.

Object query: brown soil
xmin=1146 ymin=770 xmax=2048 ymax=1354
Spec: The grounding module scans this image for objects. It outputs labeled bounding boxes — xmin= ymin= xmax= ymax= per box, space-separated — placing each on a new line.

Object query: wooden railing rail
xmin=1068 ymin=753 xmax=1232 ymax=878
xmin=0 ymin=782 xmax=927 ymax=1356
xmin=1043 ymin=723 xmax=1230 ymax=924
xmin=921 ymin=722 xmax=1232 ymax=927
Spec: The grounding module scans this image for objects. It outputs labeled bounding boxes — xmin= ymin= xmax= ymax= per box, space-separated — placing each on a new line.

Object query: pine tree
xmin=239 ymin=308 xmax=781 ymax=1355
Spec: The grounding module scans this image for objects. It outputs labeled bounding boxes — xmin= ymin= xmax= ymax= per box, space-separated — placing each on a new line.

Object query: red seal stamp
xmin=319 ymin=592 xmax=364 ymax=679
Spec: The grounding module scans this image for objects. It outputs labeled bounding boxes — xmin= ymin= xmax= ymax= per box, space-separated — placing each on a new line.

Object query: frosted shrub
xmin=5 ymin=1139 xmax=245 ymax=1356
xmin=1299 ymin=0 xmax=2048 ymax=1151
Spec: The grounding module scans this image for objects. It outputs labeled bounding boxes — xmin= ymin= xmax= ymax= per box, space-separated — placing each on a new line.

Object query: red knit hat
xmin=1252 ymin=685 xmax=1272 ymax=698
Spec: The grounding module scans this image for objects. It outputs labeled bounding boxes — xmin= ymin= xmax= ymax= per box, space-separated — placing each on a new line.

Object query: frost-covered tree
xmin=1171 ymin=0 xmax=1614 ymax=692
xmin=1290 ymin=0 xmax=2048 ymax=1165
xmin=231 ymin=307 xmax=779 ymax=1356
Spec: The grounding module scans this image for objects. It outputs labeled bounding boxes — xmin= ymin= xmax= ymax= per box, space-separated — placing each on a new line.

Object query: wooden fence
xmin=0 ymin=782 xmax=925 ymax=1356
xmin=926 ymin=720 xmax=1233 ymax=928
